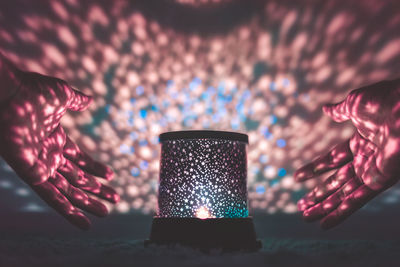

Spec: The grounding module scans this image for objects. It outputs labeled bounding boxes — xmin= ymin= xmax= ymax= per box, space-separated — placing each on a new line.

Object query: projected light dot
xmin=259 ymin=155 xmax=269 ymax=164
xmin=139 ymin=110 xmax=147 ymax=119
xmin=278 ymin=168 xmax=287 ymax=177
xmin=136 ymin=85 xmax=145 ymax=95
xmin=270 ymin=115 xmax=278 ymax=124
xmin=131 ymin=167 xmax=140 ymax=177
xmin=140 ymin=160 xmax=149 ymax=170
xmin=277 ymin=139 xmax=286 ymax=148
xmin=256 ymin=185 xmax=265 ymax=194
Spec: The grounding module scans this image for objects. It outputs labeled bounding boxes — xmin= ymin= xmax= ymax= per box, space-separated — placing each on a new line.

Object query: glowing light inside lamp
xmin=195 ymin=206 xmax=212 ymax=219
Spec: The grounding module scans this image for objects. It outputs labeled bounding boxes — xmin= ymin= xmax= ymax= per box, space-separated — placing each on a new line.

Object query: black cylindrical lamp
xmin=147 ymin=130 xmax=261 ymax=251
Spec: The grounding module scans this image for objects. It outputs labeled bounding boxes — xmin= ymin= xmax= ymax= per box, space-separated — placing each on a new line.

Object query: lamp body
xmin=147 ymin=130 xmax=261 ymax=251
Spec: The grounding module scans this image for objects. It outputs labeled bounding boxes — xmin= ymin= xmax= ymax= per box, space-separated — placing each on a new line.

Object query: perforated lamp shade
xmin=157 ymin=131 xmax=248 ymax=219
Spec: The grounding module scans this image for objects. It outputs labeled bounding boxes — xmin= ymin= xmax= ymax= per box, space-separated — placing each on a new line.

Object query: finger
xmin=30 ymin=181 xmax=91 ymax=230
xmin=320 ymin=185 xmax=378 ymax=229
xmin=63 ymin=136 xmax=114 ymax=180
xmin=50 ymin=172 xmax=108 ymax=217
xmin=302 ymin=177 xmax=362 ymax=222
xmin=58 ymin=159 xmax=120 ymax=203
xmin=323 ymin=100 xmax=350 ymax=122
xmin=297 ymin=163 xmax=355 ymax=211
xmin=294 ymin=139 xmax=353 ymax=182
xmin=66 ymin=86 xmax=93 ymax=111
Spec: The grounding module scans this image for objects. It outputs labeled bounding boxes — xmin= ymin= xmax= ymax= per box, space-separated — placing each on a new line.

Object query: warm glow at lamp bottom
xmin=196 ymin=206 xmax=213 ymax=219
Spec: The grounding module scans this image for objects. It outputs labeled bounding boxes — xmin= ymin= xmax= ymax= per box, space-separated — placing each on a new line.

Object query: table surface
xmin=1 ymin=212 xmax=400 ymax=267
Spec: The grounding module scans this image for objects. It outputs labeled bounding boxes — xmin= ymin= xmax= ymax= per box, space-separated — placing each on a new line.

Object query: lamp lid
xmin=159 ymin=130 xmax=248 ymax=143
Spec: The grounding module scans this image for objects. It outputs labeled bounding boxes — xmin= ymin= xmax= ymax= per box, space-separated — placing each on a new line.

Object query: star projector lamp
xmin=147 ymin=130 xmax=261 ymax=251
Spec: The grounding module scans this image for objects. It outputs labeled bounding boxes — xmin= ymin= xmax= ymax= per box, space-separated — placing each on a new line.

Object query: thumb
xmin=322 ymin=99 xmax=350 ymax=122
xmin=67 ymin=87 xmax=93 ymax=111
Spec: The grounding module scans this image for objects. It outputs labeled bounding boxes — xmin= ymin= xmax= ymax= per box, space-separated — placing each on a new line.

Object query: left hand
xmin=0 ymin=70 xmax=120 ymax=230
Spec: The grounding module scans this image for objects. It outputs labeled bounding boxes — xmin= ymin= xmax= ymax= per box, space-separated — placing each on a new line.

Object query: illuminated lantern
xmin=147 ymin=130 xmax=261 ymax=250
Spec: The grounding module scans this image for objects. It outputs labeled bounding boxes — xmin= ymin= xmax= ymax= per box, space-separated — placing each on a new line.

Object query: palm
xmin=295 ymin=79 xmax=400 ymax=229
xmin=0 ymin=71 xmax=119 ymax=229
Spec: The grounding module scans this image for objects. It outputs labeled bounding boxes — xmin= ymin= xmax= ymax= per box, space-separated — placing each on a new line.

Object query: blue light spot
xmin=252 ymin=167 xmax=260 ymax=174
xmin=270 ymin=82 xmax=276 ymax=91
xmin=171 ymin=92 xmax=178 ymax=99
xmin=261 ymin=127 xmax=273 ymax=139
xmin=259 ymin=155 xmax=269 ymax=164
xmin=151 ymin=105 xmax=158 ymax=111
xmin=140 ymin=160 xmax=149 ymax=170
xmin=201 ymin=92 xmax=209 ymax=100
xmin=105 ymin=104 xmax=111 ymax=114
xmin=130 ymin=132 xmax=138 ymax=141
xmin=265 ymin=131 xmax=272 ymax=139
xmin=159 ymin=117 xmax=167 ymax=126
xmin=212 ymin=114 xmax=220 ymax=123
xmin=231 ymin=117 xmax=240 ymax=130
xmin=162 ymin=100 xmax=170 ymax=108
xmin=120 ymin=144 xmax=131 ymax=154
xmin=167 ymin=80 xmax=174 ymax=88
xmin=217 ymin=82 xmax=225 ymax=95
xmin=189 ymin=77 xmax=202 ymax=91
xmin=127 ymin=117 xmax=134 ymax=126
xmin=139 ymin=109 xmax=147 ymax=119
xmin=193 ymin=77 xmax=202 ymax=84
xmin=183 ymin=118 xmax=194 ymax=127
xmin=239 ymin=113 xmax=247 ymax=123
xmin=130 ymin=98 xmax=136 ymax=104
xmin=139 ymin=139 xmax=148 ymax=146
xmin=277 ymin=139 xmax=286 ymax=148
xmin=202 ymin=120 xmax=210 ymax=128
xmin=278 ymin=168 xmax=287 ymax=177
xmin=136 ymin=85 xmax=144 ymax=95
xmin=256 ymin=185 xmax=265 ymax=194
xmin=242 ymin=89 xmax=251 ymax=100
xmin=283 ymin=78 xmax=290 ymax=87
xmin=270 ymin=115 xmax=278 ymax=124
xmin=207 ymin=86 xmax=216 ymax=95
xmin=131 ymin=167 xmax=140 ymax=177
xmin=151 ymin=136 xmax=159 ymax=144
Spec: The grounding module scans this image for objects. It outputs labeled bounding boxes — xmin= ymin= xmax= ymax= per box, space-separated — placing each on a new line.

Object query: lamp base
xmin=145 ymin=217 xmax=262 ymax=251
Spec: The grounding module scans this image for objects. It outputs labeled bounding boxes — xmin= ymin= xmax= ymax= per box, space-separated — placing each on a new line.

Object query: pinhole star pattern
xmin=158 ymin=138 xmax=248 ymax=218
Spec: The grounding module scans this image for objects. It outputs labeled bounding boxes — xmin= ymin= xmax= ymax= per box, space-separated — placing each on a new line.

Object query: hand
xmin=295 ymin=79 xmax=400 ymax=229
xmin=0 ymin=65 xmax=120 ymax=230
